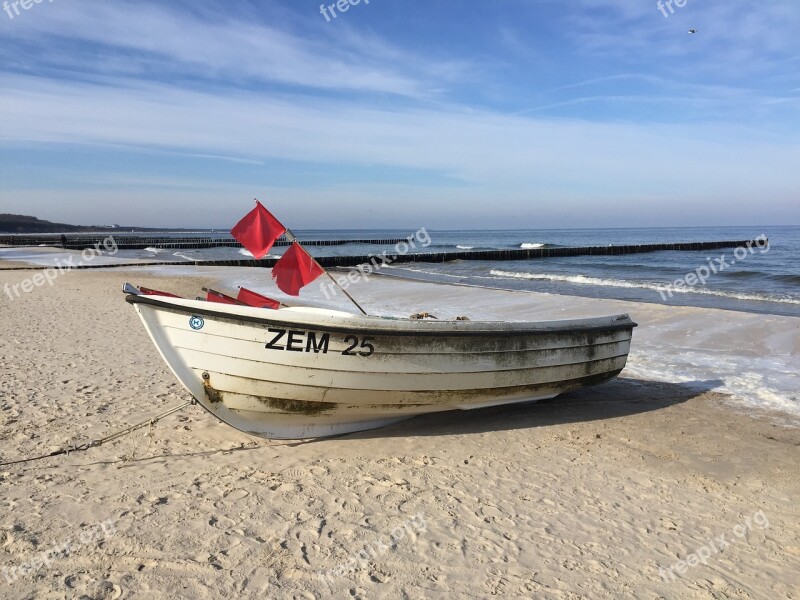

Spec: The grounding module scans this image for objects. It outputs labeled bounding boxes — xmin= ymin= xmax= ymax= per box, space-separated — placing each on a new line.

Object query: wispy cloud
xmin=0 ymin=1 xmax=453 ymax=99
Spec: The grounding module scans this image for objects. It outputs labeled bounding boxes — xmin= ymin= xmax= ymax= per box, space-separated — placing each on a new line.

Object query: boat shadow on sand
xmin=71 ymin=377 xmax=724 ymax=467
xmin=343 ymin=377 xmax=725 ymax=440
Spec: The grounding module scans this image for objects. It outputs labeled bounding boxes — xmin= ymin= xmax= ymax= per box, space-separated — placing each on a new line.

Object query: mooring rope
xmin=0 ymin=400 xmax=193 ymax=467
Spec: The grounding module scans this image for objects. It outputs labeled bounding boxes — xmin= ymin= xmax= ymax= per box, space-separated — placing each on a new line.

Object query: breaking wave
xmin=520 ymin=242 xmax=545 ymax=249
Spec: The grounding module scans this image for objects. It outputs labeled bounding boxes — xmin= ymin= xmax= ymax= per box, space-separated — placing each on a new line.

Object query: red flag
xmin=230 ymin=200 xmax=286 ymax=259
xmin=206 ymin=290 xmax=237 ymax=304
xmin=237 ymin=287 xmax=280 ymax=309
xmin=140 ymin=286 xmax=181 ymax=298
xmin=272 ymin=242 xmax=325 ymax=296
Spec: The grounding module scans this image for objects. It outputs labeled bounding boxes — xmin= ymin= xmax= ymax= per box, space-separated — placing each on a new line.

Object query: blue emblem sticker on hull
xmin=189 ymin=316 xmax=205 ymax=330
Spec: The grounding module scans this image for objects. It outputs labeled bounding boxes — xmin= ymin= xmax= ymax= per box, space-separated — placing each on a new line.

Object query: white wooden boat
xmin=125 ymin=285 xmax=637 ymax=439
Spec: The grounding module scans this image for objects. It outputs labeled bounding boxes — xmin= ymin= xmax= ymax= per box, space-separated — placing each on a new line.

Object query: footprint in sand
xmin=223 ymin=489 xmax=250 ymax=501
xmin=375 ymin=492 xmax=413 ymax=512
xmin=307 ymin=465 xmax=329 ymax=477
xmin=65 ymin=574 xmax=122 ymax=600
xmin=1 ymin=530 xmax=14 ymax=548
xmin=333 ymin=497 xmax=363 ymax=515
xmin=282 ymin=468 xmax=308 ymax=479
xmin=484 ymin=567 xmax=509 ymax=596
xmin=209 ymin=515 xmax=237 ymax=530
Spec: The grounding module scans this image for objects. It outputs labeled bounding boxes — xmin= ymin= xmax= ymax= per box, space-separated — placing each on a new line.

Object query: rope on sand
xmin=0 ymin=400 xmax=193 ymax=467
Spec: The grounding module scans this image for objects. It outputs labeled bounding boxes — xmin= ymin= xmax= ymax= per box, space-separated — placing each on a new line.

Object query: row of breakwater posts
xmin=212 ymin=239 xmax=766 ymax=268
xmin=0 ymin=238 xmax=766 ymax=270
xmin=0 ymin=235 xmax=412 ymax=250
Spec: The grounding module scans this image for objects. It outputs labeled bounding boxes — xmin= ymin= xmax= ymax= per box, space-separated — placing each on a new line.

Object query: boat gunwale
xmin=127 ymin=294 xmax=637 ymax=337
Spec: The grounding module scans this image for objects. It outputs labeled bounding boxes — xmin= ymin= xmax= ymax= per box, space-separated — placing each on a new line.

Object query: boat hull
xmin=127 ymin=295 xmax=636 ymax=439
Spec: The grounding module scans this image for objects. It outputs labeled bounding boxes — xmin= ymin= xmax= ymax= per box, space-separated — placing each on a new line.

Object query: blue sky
xmin=0 ymin=0 xmax=798 ymax=229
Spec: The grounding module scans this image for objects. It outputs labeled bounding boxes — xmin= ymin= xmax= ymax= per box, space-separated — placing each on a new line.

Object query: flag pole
xmin=284 ymin=228 xmax=368 ymax=316
xmin=323 ymin=271 xmax=368 ymax=316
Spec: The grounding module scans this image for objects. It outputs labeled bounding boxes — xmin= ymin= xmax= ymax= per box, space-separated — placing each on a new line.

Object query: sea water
xmin=97 ymin=225 xmax=800 ymax=317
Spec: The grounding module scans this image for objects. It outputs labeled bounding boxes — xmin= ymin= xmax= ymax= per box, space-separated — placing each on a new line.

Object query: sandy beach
xmin=1 ymin=262 xmax=798 ymax=599
xmin=4 ymin=0 xmax=799 ymax=596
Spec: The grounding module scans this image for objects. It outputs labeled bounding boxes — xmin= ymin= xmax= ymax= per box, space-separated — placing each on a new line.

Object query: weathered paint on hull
xmin=128 ymin=296 xmax=636 ymax=439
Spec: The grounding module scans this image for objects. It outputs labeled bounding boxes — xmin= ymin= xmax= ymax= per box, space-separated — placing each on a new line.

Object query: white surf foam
xmin=625 ymin=350 xmax=799 ymax=419
xmin=456 ymin=245 xmax=474 ymax=250
xmin=520 ymin=242 xmax=545 ymax=249
xmin=382 ymin=265 xmax=464 ymax=279
xmin=238 ymin=248 xmax=273 ymax=259
xmin=488 ymin=270 xmax=800 ymax=305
